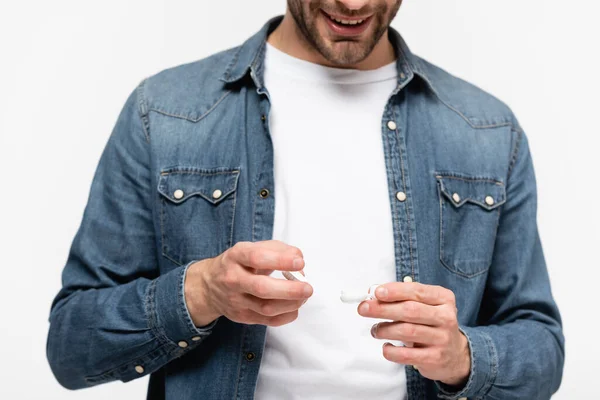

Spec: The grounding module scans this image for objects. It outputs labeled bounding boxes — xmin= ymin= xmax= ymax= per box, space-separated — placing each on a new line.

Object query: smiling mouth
xmin=321 ymin=10 xmax=373 ymax=36
xmin=328 ymin=15 xmax=367 ymax=26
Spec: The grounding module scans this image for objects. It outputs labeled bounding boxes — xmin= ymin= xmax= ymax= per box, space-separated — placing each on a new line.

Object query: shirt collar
xmin=220 ymin=15 xmax=435 ymax=95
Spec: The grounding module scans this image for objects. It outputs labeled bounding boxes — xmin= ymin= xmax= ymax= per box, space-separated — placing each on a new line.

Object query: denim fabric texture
xmin=47 ymin=16 xmax=564 ymax=400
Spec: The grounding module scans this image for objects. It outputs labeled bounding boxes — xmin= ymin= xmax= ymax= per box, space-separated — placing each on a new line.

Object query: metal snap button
xmin=173 ymin=189 xmax=184 ymax=200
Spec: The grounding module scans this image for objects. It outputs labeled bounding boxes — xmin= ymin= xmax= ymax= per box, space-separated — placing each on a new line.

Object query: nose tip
xmin=338 ymin=0 xmax=370 ymax=10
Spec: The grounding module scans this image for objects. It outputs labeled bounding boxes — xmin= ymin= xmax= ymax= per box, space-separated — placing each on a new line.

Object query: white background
xmin=1 ymin=0 xmax=598 ymax=398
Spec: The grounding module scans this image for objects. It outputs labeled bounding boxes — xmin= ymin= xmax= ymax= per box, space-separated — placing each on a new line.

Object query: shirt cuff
xmin=148 ymin=260 xmax=218 ymax=347
xmin=435 ymin=326 xmax=498 ymax=399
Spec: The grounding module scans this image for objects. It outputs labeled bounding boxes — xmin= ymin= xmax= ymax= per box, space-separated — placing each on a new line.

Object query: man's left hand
xmin=358 ymin=282 xmax=471 ymax=387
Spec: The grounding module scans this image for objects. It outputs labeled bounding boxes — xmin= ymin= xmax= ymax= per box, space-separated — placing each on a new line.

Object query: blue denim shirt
xmin=47 ymin=16 xmax=564 ymax=400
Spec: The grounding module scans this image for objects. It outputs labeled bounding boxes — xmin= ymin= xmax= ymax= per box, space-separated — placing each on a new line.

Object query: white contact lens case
xmin=340 ymin=284 xmax=381 ymax=304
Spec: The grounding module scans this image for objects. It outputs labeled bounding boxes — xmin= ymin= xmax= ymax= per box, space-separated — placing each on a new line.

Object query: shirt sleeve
xmin=46 ymin=81 xmax=218 ymax=390
xmin=435 ymin=127 xmax=565 ymax=399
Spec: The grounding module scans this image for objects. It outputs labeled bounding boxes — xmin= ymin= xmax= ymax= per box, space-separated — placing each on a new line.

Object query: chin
xmin=321 ymin=41 xmax=371 ymax=66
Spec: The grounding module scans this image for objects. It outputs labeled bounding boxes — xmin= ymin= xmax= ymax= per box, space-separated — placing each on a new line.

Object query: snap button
xmin=485 ymin=195 xmax=495 ymax=206
xmin=173 ymin=189 xmax=184 ymax=200
xmin=396 ymin=191 xmax=406 ymax=202
xmin=212 ymin=189 xmax=222 ymax=199
xmin=261 ymin=115 xmax=266 ymax=122
xmin=259 ymin=189 xmax=270 ymax=198
xmin=178 ymin=341 xmax=188 ymax=348
xmin=387 ymin=120 xmax=397 ymax=130
xmin=403 ymin=276 xmax=413 ymax=283
xmin=245 ymin=352 xmax=256 ymax=361
xmin=400 ymin=72 xmax=406 ymax=79
xmin=135 ymin=365 xmax=144 ymax=374
xmin=191 ymin=336 xmax=201 ymax=341
xmin=452 ymin=193 xmax=461 ymax=203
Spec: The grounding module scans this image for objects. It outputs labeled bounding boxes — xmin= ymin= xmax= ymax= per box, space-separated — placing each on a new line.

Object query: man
xmin=47 ymin=1 xmax=564 ymax=399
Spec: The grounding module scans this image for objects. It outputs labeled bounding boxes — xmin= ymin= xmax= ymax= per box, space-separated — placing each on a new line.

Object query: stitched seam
xmin=162 ymin=252 xmax=183 ymax=267
xmin=222 ymin=46 xmax=243 ymax=82
xmin=392 ymin=107 xmax=415 ymax=278
xmin=84 ymin=341 xmax=173 ymax=382
xmin=435 ymin=174 xmax=507 ymax=210
xmin=160 ymin=170 xmax=240 ymax=176
xmin=438 ymin=181 xmax=446 ymax=275
xmin=437 ymin=203 xmax=490 ymax=278
xmin=158 ymin=189 xmax=235 ymax=205
xmin=437 ymin=177 xmax=495 ymax=279
xmin=479 ymin=330 xmax=499 ymax=398
xmin=385 ymin=118 xmax=401 ymax=282
xmin=178 ymin=264 xmax=199 ymax=335
xmin=249 ymin=40 xmax=267 ymax=88
xmin=435 ymin=174 xmax=504 ymax=185
xmin=137 ymin=79 xmax=151 ymax=143
xmin=159 ymin=198 xmax=184 ymax=266
xmin=229 ymin=173 xmax=239 ymax=249
xmin=439 ymin=192 xmax=507 ymax=211
xmin=507 ymin=127 xmax=523 ymax=181
xmin=148 ymin=90 xmax=232 ymax=123
xmin=232 ymin=325 xmax=246 ymax=400
xmin=437 ymin=97 xmax=513 ymax=129
xmin=147 ymin=279 xmax=178 ymax=346
xmin=251 ymin=186 xmax=257 ymax=242
xmin=431 ymin=88 xmax=516 ymax=130
xmin=158 ymin=171 xmax=240 ymax=265
xmin=160 ymin=198 xmax=167 ymax=262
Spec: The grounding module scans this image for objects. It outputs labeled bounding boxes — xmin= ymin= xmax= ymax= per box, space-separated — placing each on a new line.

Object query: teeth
xmin=329 ymin=15 xmax=364 ymax=25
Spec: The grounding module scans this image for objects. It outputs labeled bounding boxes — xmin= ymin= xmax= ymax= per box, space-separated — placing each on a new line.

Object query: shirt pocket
xmin=157 ymin=166 xmax=240 ymax=266
xmin=435 ymin=173 xmax=506 ymax=278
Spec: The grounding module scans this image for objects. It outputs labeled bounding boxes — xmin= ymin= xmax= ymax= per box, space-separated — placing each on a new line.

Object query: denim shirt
xmin=47 ymin=16 xmax=564 ymax=400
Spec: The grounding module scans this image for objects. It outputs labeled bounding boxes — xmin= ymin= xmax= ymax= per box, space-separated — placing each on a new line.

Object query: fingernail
xmin=371 ymin=323 xmax=379 ymax=338
xmin=359 ymin=302 xmax=369 ymax=314
xmin=303 ymin=285 xmax=312 ymax=297
xmin=293 ymin=258 xmax=304 ymax=269
xmin=383 ymin=342 xmax=393 ymax=348
xmin=376 ymin=286 xmax=387 ymax=299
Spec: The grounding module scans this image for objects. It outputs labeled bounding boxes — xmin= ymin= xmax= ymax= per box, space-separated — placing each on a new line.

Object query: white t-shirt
xmin=254 ymin=43 xmax=407 ymax=400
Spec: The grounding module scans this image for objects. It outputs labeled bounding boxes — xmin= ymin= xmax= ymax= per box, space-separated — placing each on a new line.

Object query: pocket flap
xmin=436 ymin=174 xmax=506 ymax=210
xmin=158 ymin=167 xmax=240 ymax=205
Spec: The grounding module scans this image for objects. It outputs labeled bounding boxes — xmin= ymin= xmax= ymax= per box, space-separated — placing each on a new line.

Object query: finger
xmin=255 ymin=239 xmax=305 ymax=258
xmin=371 ymin=322 xmax=446 ymax=345
xmin=245 ymin=295 xmax=306 ymax=317
xmin=358 ymin=300 xmax=442 ymax=326
xmin=382 ymin=342 xmax=435 ymax=365
xmin=232 ymin=241 xmax=305 ymax=272
xmin=243 ymin=309 xmax=299 ymax=327
xmin=266 ymin=310 xmax=299 ymax=327
xmin=243 ymin=274 xmax=313 ymax=300
xmin=375 ymin=282 xmax=455 ymax=306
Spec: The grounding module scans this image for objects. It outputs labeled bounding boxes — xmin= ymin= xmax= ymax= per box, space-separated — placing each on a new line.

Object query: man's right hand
xmin=184 ymin=240 xmax=313 ymax=327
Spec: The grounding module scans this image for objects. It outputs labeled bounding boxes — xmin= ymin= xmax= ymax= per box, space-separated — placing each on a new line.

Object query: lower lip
xmin=322 ymin=11 xmax=372 ymax=37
